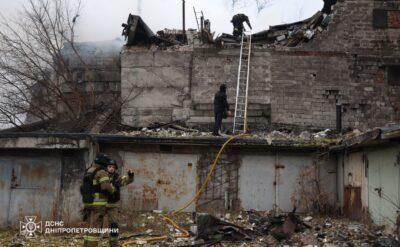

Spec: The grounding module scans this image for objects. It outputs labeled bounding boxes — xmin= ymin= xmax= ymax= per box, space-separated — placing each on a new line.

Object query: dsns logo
xmin=20 ymin=216 xmax=42 ymax=238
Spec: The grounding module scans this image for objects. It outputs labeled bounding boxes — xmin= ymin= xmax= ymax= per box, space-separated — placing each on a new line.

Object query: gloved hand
xmin=127 ymin=169 xmax=134 ymax=178
xmin=113 ymin=180 xmax=121 ymax=188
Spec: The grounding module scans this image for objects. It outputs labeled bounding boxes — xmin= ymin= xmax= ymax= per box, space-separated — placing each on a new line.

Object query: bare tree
xmin=0 ymin=0 xmax=98 ymax=129
xmin=229 ymin=0 xmax=274 ymax=12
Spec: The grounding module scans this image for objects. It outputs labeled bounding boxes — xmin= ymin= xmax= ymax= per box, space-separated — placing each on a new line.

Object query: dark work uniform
xmin=213 ymin=88 xmax=229 ymax=135
xmin=231 ymin=14 xmax=252 ymax=37
xmin=106 ymin=172 xmax=134 ymax=247
xmin=83 ymin=164 xmax=116 ymax=247
xmin=322 ymin=0 xmax=337 ymax=14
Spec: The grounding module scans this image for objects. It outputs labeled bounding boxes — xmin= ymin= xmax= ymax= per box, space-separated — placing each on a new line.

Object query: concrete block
xmin=122 ymin=67 xmax=189 ymax=88
xmin=124 ymin=88 xmax=183 ymax=108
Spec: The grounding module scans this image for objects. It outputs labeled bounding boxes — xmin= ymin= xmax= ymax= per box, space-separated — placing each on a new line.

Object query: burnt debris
xmin=122 ymin=14 xmax=176 ymax=47
xmin=123 ymin=8 xmax=335 ymax=49
xmin=216 ymin=11 xmax=331 ymax=47
xmin=122 ymin=13 xmax=214 ymax=48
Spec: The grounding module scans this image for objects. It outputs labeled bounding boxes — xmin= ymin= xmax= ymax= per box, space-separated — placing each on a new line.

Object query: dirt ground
xmin=1 ymin=212 xmax=399 ymax=247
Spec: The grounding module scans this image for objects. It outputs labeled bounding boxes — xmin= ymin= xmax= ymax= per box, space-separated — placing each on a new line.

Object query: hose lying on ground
xmin=122 ymin=134 xmax=249 ymax=246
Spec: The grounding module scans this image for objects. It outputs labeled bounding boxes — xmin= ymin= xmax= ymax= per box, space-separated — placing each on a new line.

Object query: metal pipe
xmin=200 ymin=16 xmax=204 ymax=33
xmin=182 ymin=0 xmax=186 ymax=42
xmin=336 ymin=104 xmax=342 ymax=133
xmin=224 ymin=189 xmax=230 ymax=210
xmin=274 ymin=151 xmax=279 ymax=215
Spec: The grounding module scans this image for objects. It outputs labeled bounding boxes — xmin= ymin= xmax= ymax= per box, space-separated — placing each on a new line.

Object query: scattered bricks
xmin=276 ymin=35 xmax=286 ymax=42
xmin=364 ymin=87 xmax=374 ymax=92
xmin=375 ymin=68 xmax=385 ymax=84
xmin=388 ymin=11 xmax=400 ymax=28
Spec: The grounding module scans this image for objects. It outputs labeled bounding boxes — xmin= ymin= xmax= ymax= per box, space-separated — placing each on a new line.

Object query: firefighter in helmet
xmin=81 ymin=154 xmax=116 ymax=247
xmin=106 ymin=159 xmax=134 ymax=247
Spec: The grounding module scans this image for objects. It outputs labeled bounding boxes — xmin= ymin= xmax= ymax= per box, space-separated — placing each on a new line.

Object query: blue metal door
xmin=0 ymin=154 xmax=62 ymax=228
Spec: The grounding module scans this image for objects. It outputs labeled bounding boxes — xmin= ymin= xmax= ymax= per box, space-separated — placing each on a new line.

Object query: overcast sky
xmin=0 ymin=0 xmax=323 ymax=41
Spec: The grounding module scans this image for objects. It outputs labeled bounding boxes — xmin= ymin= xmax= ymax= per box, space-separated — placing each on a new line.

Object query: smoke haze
xmin=0 ymin=0 xmax=323 ymax=42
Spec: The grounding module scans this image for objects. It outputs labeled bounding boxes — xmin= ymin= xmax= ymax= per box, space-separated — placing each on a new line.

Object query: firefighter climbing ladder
xmin=233 ymin=32 xmax=252 ymax=134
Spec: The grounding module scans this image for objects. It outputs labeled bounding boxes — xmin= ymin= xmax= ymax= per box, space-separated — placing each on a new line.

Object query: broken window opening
xmin=387 ymin=65 xmax=400 ymax=86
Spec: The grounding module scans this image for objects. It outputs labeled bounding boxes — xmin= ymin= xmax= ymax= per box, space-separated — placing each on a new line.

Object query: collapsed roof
xmin=122 ymin=9 xmax=333 ymax=49
xmin=216 ymin=11 xmax=330 ymax=47
xmin=122 ymin=14 xmax=213 ymax=47
xmin=122 ymin=14 xmax=176 ymax=46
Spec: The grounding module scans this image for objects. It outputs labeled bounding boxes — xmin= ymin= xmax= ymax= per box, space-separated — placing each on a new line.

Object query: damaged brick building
xmin=121 ymin=0 xmax=400 ymax=131
xmin=0 ymin=0 xmax=400 ymax=241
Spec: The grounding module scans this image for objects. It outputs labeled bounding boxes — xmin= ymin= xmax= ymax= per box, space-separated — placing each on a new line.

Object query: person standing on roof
xmin=231 ymin=13 xmax=252 ymax=37
xmin=322 ymin=0 xmax=337 ymax=14
xmin=213 ymin=84 xmax=231 ymax=136
xmin=106 ymin=159 xmax=134 ymax=247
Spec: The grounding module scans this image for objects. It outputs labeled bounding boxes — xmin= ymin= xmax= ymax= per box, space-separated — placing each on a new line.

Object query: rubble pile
xmin=118 ymin=122 xmax=211 ymax=138
xmin=185 ymin=211 xmax=399 ymax=247
xmin=123 ymin=7 xmax=334 ymax=50
xmin=3 ymin=211 xmax=398 ymax=246
xmin=0 ymin=229 xmax=81 ymax=247
xmin=216 ymin=11 xmax=332 ymax=48
xmin=117 ymin=127 xmax=337 ymax=141
xmin=122 ymin=12 xmax=213 ymax=49
xmin=116 ymin=121 xmax=344 ymax=146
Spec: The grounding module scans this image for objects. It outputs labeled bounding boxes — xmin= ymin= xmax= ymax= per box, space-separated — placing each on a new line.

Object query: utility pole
xmin=182 ymin=0 xmax=186 ymax=43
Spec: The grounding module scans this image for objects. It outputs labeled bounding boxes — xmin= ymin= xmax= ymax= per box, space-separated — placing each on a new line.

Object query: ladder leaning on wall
xmin=233 ymin=32 xmax=252 ymax=134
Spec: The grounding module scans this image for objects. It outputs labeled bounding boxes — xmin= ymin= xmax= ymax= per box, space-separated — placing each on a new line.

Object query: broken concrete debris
xmin=117 ymin=122 xmax=391 ymax=151
xmin=197 ymin=214 xmax=253 ymax=241
xmin=129 ymin=211 xmax=399 ymax=246
xmin=374 ymin=237 xmax=400 ymax=247
xmin=117 ymin=125 xmax=341 ymax=146
xmin=216 ymin=11 xmax=330 ymax=48
xmin=3 ymin=211 xmax=375 ymax=246
xmin=122 ymin=12 xmax=214 ymax=48
xmin=304 ymin=216 xmax=313 ymax=222
xmin=123 ymin=10 xmax=332 ymax=49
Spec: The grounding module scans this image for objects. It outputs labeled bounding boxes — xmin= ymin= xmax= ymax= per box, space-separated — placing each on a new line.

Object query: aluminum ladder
xmin=193 ymin=7 xmax=204 ymax=31
xmin=233 ymin=32 xmax=252 ymax=134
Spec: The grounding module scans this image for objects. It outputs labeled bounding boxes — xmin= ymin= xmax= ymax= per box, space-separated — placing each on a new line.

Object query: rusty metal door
xmin=343 ymin=186 xmax=362 ymax=220
xmin=6 ymin=155 xmax=62 ymax=227
xmin=0 ymin=157 xmax=12 ymax=228
xmin=343 ymin=152 xmax=366 ymax=220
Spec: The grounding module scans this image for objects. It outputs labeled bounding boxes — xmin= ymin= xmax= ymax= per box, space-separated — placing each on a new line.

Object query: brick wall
xmin=121 ymin=0 xmax=400 ymax=131
xmin=121 ymin=50 xmax=192 ymax=126
xmin=122 ymin=48 xmax=271 ymax=129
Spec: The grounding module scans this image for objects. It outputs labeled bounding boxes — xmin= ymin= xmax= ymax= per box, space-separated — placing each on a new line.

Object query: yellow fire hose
xmin=122 ymin=134 xmax=249 ymax=246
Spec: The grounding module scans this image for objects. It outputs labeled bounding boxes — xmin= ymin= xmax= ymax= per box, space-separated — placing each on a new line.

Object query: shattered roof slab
xmin=267 ymin=11 xmax=323 ymax=32
xmin=217 ymin=11 xmax=326 ymax=47
xmin=330 ymin=125 xmax=400 ymax=151
xmin=1 ymin=124 xmax=399 ymax=151
xmin=123 ymin=14 xmax=176 ymax=46
xmin=124 ymin=14 xmax=155 ymax=45
xmin=0 ymin=132 xmax=322 ymax=151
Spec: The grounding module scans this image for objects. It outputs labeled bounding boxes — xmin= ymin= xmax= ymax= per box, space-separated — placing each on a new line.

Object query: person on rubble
xmin=213 ymin=84 xmax=231 ymax=136
xmin=231 ymin=13 xmax=252 ymax=37
xmin=106 ymin=159 xmax=134 ymax=247
xmin=81 ymin=153 xmax=116 ymax=247
xmin=322 ymin=0 xmax=337 ymax=14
